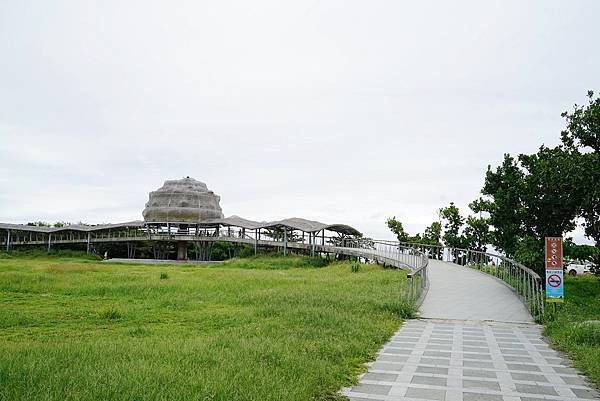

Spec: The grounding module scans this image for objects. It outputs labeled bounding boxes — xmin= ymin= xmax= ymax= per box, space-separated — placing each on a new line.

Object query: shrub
xmin=160 ymin=272 xmax=169 ymax=280
xmin=350 ymin=262 xmax=361 ymax=273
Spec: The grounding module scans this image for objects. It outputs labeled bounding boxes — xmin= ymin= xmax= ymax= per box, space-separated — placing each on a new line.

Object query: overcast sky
xmin=1 ymin=1 xmax=599 ymax=241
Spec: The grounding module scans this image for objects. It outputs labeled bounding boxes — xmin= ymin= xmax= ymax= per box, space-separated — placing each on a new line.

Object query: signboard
xmin=546 ymin=270 xmax=564 ymax=302
xmin=545 ymin=237 xmax=563 ymax=269
xmin=545 ymin=237 xmax=564 ymax=303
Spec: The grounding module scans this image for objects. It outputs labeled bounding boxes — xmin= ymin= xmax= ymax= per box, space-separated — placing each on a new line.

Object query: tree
xmin=437 ymin=202 xmax=490 ymax=251
xmin=387 ymin=206 xmax=490 ymax=250
xmin=422 ymin=221 xmax=442 ymax=246
xmin=563 ymin=237 xmax=599 ymax=263
xmin=518 ymin=146 xmax=584 ymax=241
xmin=561 ymin=90 xmax=600 ymax=153
xmin=27 ymin=221 xmax=51 ymax=227
xmin=386 ymin=217 xmax=439 ymax=244
xmin=561 ymin=90 xmax=600 ymax=265
xmin=439 ymin=202 xmax=465 ymax=248
xmin=463 ymin=216 xmax=490 ymax=252
xmin=475 ymin=145 xmax=585 ymax=274
xmin=386 ymin=217 xmax=410 ymax=243
xmin=477 ymin=154 xmax=526 ymax=257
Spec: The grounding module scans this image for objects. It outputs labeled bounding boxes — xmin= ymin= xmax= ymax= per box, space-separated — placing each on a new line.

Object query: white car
xmin=565 ymin=263 xmax=592 ymax=276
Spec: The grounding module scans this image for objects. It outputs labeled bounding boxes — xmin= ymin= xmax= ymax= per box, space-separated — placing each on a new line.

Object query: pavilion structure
xmin=0 ymin=177 xmax=364 ymax=261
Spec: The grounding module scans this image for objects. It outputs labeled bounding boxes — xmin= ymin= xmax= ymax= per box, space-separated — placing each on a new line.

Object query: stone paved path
xmin=342 ymin=261 xmax=599 ymax=401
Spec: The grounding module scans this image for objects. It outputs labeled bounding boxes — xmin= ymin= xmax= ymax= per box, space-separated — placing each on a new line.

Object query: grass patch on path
xmin=0 ymin=255 xmax=413 ymax=401
xmin=543 ymin=275 xmax=600 ymax=388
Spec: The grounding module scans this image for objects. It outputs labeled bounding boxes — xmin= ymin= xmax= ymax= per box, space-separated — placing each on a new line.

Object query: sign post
xmin=545 ymin=237 xmax=564 ymax=303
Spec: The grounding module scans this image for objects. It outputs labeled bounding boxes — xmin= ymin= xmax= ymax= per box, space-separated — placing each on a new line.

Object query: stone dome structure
xmin=142 ymin=177 xmax=224 ymax=222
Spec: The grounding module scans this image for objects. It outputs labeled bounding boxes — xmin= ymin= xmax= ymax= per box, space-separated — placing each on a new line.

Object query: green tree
xmin=463 ymin=216 xmax=490 ymax=252
xmin=386 ymin=217 xmax=410 ymax=243
xmin=561 ymin=90 xmax=600 ymax=264
xmin=27 ymin=221 xmax=51 ymax=227
xmin=518 ymin=146 xmax=584 ymax=241
xmin=386 ymin=217 xmax=438 ymax=244
xmin=475 ymin=145 xmax=584 ymax=274
xmin=439 ymin=202 xmax=465 ymax=248
xmin=422 ymin=221 xmax=442 ymax=245
xmin=563 ymin=237 xmax=599 ymax=263
xmin=477 ymin=154 xmax=526 ymax=257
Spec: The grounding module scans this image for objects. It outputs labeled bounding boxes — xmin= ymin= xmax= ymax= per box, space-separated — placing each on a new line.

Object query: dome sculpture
xmin=142 ymin=177 xmax=224 ymax=222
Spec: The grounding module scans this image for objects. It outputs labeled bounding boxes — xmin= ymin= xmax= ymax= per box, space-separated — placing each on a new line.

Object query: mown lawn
xmin=0 ymin=254 xmax=412 ymax=401
xmin=543 ymin=274 xmax=600 ymax=388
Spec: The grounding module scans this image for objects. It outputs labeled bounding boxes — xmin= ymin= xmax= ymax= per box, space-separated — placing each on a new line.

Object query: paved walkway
xmin=420 ymin=260 xmax=533 ymax=323
xmin=343 ymin=261 xmax=599 ymax=401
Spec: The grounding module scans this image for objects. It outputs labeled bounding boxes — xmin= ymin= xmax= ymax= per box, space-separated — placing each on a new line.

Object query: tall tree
xmin=477 ymin=154 xmax=526 ymax=257
xmin=518 ymin=145 xmax=584 ymax=241
xmin=561 ymin=90 xmax=600 ymax=264
xmin=476 ymin=146 xmax=584 ymax=274
xmin=439 ymin=202 xmax=465 ymax=248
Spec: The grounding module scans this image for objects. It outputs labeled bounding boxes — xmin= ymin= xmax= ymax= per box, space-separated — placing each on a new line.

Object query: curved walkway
xmin=420 ymin=260 xmax=532 ymax=323
xmin=343 ymin=260 xmax=599 ymax=401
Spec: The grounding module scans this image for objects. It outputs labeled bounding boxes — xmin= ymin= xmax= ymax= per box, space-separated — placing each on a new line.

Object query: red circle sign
xmin=548 ymin=274 xmax=561 ymax=288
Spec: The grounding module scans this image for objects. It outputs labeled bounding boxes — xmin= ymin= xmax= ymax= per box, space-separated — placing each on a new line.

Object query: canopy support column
xmin=254 ymin=229 xmax=258 ymax=256
xmin=47 ymin=233 xmax=52 ymax=253
xmin=6 ymin=229 xmax=10 ymax=252
xmin=284 ymin=229 xmax=288 ymax=256
xmin=86 ymin=232 xmax=91 ymax=254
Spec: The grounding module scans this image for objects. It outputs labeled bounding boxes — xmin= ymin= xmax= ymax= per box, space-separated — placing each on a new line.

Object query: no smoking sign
xmin=547 ymin=274 xmax=561 ymax=288
xmin=545 ymin=269 xmax=564 ymax=302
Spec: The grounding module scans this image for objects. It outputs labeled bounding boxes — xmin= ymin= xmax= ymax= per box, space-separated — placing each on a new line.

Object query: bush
xmin=160 ymin=272 xmax=169 ymax=280
xmin=350 ymin=262 xmax=360 ymax=273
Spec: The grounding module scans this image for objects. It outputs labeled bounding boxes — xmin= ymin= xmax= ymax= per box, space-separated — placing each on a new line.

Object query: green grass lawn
xmin=0 ymin=254 xmax=413 ymax=401
xmin=543 ymin=274 xmax=600 ymax=388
